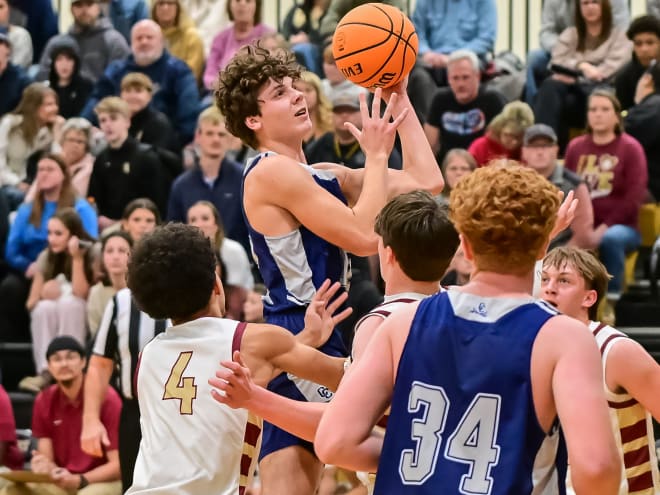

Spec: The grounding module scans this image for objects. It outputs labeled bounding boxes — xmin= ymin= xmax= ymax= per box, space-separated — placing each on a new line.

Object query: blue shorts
xmin=259 ymin=310 xmax=347 ymax=460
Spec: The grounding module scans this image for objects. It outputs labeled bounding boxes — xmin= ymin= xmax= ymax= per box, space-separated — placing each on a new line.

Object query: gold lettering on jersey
xmin=163 ymin=351 xmax=197 ymax=415
xmin=576 ymin=153 xmax=618 ymax=199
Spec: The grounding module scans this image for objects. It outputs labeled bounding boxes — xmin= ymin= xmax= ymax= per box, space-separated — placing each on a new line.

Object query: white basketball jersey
xmin=127 ymin=317 xmax=261 ymax=495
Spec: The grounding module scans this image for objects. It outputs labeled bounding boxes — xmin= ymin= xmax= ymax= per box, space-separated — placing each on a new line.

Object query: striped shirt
xmin=591 ymin=321 xmax=660 ymax=495
xmin=92 ymin=288 xmax=168 ymax=399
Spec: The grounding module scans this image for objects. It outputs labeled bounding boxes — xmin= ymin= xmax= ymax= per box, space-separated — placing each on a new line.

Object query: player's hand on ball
xmin=209 ymin=351 xmax=255 ymax=410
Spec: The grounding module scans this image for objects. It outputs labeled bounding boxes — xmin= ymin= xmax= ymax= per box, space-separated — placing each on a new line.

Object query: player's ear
xmin=459 ymin=234 xmax=474 ymax=263
xmin=582 ymin=289 xmax=598 ymax=311
xmin=245 ymin=116 xmax=261 ymax=132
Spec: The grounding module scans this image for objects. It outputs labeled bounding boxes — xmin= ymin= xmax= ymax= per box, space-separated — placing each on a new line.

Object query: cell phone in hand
xmin=644 ymin=59 xmax=657 ymax=75
xmin=78 ymin=240 xmax=94 ymax=249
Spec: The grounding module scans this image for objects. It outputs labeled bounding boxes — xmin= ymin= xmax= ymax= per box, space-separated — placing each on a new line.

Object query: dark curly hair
xmin=127 ymin=223 xmax=217 ymax=320
xmin=215 ymin=43 xmax=301 ymax=149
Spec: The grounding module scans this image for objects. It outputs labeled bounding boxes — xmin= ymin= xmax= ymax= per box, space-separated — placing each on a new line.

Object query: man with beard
xmin=82 ymin=19 xmax=200 ymax=146
xmin=37 ymin=0 xmax=129 ymax=83
xmin=1 ymin=336 xmax=122 ymax=495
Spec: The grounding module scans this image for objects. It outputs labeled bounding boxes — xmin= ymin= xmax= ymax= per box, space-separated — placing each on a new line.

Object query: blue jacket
xmin=166 ymin=159 xmax=250 ymax=254
xmin=108 ymin=0 xmax=149 ymax=43
xmin=0 ymin=63 xmax=31 ymax=117
xmin=8 ymin=0 xmax=58 ymax=62
xmin=82 ymin=51 xmax=200 ymax=145
xmin=5 ymin=198 xmax=98 ymax=272
xmin=412 ymin=0 xmax=496 ymax=57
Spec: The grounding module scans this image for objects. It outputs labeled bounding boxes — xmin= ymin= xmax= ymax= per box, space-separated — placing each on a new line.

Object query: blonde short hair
xmin=94 ymin=96 xmax=131 ymax=119
xmin=121 ymin=72 xmax=154 ymax=93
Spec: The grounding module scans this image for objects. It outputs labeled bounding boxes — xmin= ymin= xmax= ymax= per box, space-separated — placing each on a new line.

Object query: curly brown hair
xmin=449 ymin=162 xmax=561 ymax=275
xmin=214 ymin=43 xmax=301 ymax=149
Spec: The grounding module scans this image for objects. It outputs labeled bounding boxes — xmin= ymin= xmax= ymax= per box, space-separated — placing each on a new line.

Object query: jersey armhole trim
xmin=233 ymin=322 xmax=248 ymax=354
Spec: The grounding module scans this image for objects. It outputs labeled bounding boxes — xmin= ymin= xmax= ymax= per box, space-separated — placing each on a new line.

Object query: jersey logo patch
xmin=469 ymin=303 xmax=488 ymax=318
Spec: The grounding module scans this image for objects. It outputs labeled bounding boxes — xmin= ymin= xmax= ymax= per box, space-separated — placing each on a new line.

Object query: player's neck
xmin=385 ymin=277 xmax=438 ymax=297
xmin=258 ymin=140 xmax=306 ymax=163
xmin=171 ymin=304 xmax=224 ymax=326
xmin=463 ymin=270 xmax=535 ymax=298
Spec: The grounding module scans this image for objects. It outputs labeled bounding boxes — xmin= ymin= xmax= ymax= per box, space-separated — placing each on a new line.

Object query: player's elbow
xmin=570 ymin=452 xmax=621 ymax=495
xmin=314 ymin=432 xmax=346 ymax=466
xmin=426 ymin=174 xmax=444 ymax=196
xmin=345 ymin=231 xmax=379 ymax=257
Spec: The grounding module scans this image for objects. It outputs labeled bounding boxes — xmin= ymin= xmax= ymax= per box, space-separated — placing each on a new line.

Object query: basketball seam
xmin=333 ymin=23 xmax=417 ymax=61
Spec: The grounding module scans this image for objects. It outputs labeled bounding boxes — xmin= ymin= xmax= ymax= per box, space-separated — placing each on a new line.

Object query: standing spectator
xmin=468 ymin=101 xmax=534 ymax=166
xmin=294 ymin=70 xmax=333 ymax=151
xmin=0 ymin=83 xmax=63 ymax=208
xmin=0 ymin=33 xmax=30 ymax=118
xmin=624 ymin=61 xmax=660 ymax=201
xmin=46 ymin=41 xmax=94 ymax=119
xmin=534 ymin=0 xmax=632 ymax=150
xmin=86 ymin=231 xmax=131 ymax=337
xmin=564 ymin=89 xmax=647 ymax=302
xmin=0 ymin=0 xmax=31 ymax=68
xmin=615 ymin=15 xmax=660 ymax=110
xmin=424 ymin=49 xmax=506 ymax=165
xmin=88 ymin=97 xmax=167 ymax=229
xmin=203 ymin=0 xmax=273 ymax=91
xmin=102 ymin=0 xmax=149 ymax=43
xmin=281 ymin=0 xmax=329 ymax=76
xmin=525 ymin=0 xmax=629 ymax=104
xmin=0 ymin=384 xmax=23 ymax=471
xmin=7 ymin=0 xmax=58 ymax=63
xmin=151 ymin=0 xmax=205 ymax=83
xmin=82 ymin=20 xmax=200 ymax=147
xmin=38 ymin=0 xmax=130 ymax=83
xmin=521 ymin=123 xmax=604 ymax=249
xmin=9 ymin=336 xmax=122 ymax=494
xmin=20 ymin=208 xmax=95 ymax=393
xmin=167 ymin=106 xmax=250 ymax=254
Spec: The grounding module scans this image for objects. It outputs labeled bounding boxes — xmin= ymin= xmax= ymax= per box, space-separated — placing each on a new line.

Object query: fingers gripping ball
xmin=332 ymin=3 xmax=418 ymax=90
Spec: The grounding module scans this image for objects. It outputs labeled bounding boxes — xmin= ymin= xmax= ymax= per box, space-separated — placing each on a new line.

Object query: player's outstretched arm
xmin=605 ymin=338 xmax=660 ymax=421
xmin=316 ymin=304 xmax=416 ymax=473
xmin=296 ymin=279 xmax=352 ymax=348
xmin=209 ymin=351 xmax=326 ymax=442
xmin=240 ymin=323 xmax=345 ymax=391
xmin=538 ymin=316 xmax=621 ymax=495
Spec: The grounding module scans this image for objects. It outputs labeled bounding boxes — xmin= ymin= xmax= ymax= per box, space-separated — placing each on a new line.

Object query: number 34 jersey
xmin=128 ymin=317 xmax=260 ymax=495
xmin=375 ymin=289 xmax=567 ymax=495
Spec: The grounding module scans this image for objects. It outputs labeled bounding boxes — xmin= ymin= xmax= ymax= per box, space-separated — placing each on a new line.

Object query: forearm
xmin=350 ymin=153 xmax=389 ymax=247
xmin=70 ymin=258 xmax=90 ymax=299
xmin=83 ymin=359 xmax=113 ymax=422
xmin=316 ymin=429 xmax=384 ymax=473
xmin=83 ymin=458 xmax=120 ymax=483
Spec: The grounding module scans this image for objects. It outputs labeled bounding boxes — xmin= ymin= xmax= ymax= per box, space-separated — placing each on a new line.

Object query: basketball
xmin=332 ymin=3 xmax=418 ymax=90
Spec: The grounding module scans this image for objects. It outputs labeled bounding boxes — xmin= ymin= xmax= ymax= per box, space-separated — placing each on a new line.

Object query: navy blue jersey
xmin=374 ymin=289 xmax=567 ymax=495
xmin=241 ymin=152 xmax=350 ymax=322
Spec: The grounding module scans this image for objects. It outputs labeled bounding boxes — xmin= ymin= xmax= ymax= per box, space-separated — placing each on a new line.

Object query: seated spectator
xmin=306 ymin=84 xmax=402 ymax=169
xmin=82 ymin=19 xmax=200 ymax=147
xmin=564 ymin=89 xmax=647 ymax=304
xmin=615 ymin=15 xmax=660 ymax=110
xmin=624 ymin=61 xmax=660 ymax=201
xmin=242 ymin=283 xmax=265 ymax=323
xmin=102 ymin=0 xmax=149 ymax=43
xmin=521 ymin=123 xmax=604 ymax=249
xmin=20 ymin=208 xmax=95 ymax=393
xmin=117 ymin=197 xmax=159 ymax=243
xmin=25 ymin=119 xmax=96 ymax=204
xmin=437 ymin=148 xmax=476 ymax=203
xmin=186 ymin=0 xmax=229 ymax=55
xmin=37 ymin=0 xmax=130 ymax=83
xmin=86 ymin=231 xmax=132 ymax=337
xmin=0 ymin=384 xmax=23 ymax=471
xmin=88 ymin=97 xmax=167 ymax=230
xmin=0 ymin=84 xmax=63 ymax=209
xmin=411 ymin=0 xmax=496 ymax=86
xmin=46 ymin=41 xmax=94 ymax=119
xmin=8 ymin=0 xmax=58 ymax=63
xmin=281 ymin=0 xmax=328 ymax=76
xmin=203 ymin=0 xmax=273 ymax=91
xmin=151 ymin=0 xmax=205 ymax=83
xmin=0 ymin=0 xmax=32 ymax=68
xmin=423 ymin=49 xmax=506 ymax=165
xmin=468 ymin=101 xmax=535 ymax=166
xmin=525 ymin=0 xmax=629 ymax=104
xmin=119 ymin=72 xmax=178 ymax=155
xmin=534 ymin=0 xmax=632 ymax=150
xmin=318 ymin=0 xmax=405 ymax=43
xmin=294 ymin=70 xmax=333 ymax=151
xmin=6 ymin=336 xmax=122 ymax=494
xmin=320 ymin=42 xmax=355 ymax=99
xmin=187 ymin=200 xmax=254 ymax=319
xmin=0 ymin=33 xmax=30 ymax=118
xmin=167 ymin=106 xmax=250 ymax=254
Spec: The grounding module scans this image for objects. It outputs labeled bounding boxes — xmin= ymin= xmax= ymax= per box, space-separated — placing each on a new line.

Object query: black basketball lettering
xmin=341 ymin=63 xmax=363 ymax=78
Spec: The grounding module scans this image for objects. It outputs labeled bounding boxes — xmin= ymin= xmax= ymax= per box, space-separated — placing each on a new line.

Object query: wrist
xmin=78 ymin=474 xmax=89 ymax=490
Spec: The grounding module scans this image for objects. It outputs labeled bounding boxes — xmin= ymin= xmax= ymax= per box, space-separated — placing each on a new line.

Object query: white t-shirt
xmin=220 ymin=238 xmax=254 ymax=290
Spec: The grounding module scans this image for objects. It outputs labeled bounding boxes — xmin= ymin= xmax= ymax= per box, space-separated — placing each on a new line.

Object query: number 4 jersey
xmin=127 ymin=317 xmax=261 ymax=495
xmin=374 ymin=289 xmax=567 ymax=495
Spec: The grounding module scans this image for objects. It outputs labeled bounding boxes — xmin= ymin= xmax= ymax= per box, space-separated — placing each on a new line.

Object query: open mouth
xmin=546 ymin=300 xmax=558 ymax=308
xmin=294 ymin=108 xmax=307 ymax=117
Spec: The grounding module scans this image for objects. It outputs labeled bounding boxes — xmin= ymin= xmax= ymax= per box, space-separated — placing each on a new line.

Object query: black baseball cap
xmin=46 ymin=336 xmax=85 ymax=360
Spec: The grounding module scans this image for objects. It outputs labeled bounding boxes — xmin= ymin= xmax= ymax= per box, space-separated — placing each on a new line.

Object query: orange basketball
xmin=332 ymin=3 xmax=418 ymax=90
